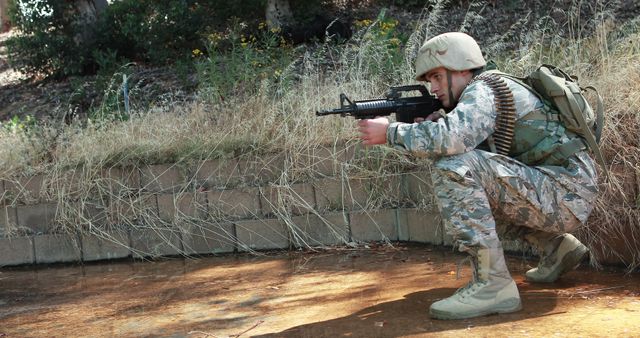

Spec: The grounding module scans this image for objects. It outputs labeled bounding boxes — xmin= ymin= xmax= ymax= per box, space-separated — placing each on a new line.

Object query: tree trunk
xmin=0 ymin=0 xmax=11 ymax=32
xmin=74 ymin=0 xmax=108 ymax=22
xmin=72 ymin=0 xmax=108 ymax=45
xmin=265 ymin=0 xmax=294 ymax=30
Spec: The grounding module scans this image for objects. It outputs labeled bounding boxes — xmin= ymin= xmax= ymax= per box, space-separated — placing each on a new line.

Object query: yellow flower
xmin=355 ymin=19 xmax=372 ymax=28
xmin=192 ymin=48 xmax=202 ymax=57
xmin=209 ymin=32 xmax=222 ymax=42
xmin=279 ymin=36 xmax=289 ymax=47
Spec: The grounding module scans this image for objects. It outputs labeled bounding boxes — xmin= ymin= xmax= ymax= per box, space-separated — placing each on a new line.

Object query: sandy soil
xmin=1 ymin=244 xmax=639 ymax=337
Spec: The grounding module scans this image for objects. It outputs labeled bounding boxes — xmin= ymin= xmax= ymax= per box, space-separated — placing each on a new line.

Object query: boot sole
xmin=429 ymin=298 xmax=522 ymax=320
xmin=526 ymin=245 xmax=589 ymax=283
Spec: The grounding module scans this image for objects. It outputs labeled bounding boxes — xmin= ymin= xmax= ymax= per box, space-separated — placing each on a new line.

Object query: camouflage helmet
xmin=414 ymin=32 xmax=486 ymax=81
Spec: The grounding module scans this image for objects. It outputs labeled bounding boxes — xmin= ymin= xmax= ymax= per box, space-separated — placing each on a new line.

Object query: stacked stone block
xmin=0 ymin=145 xmax=446 ymax=267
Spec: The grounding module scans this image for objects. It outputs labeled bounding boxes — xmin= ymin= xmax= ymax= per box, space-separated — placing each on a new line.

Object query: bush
xmin=6 ymin=0 xmax=351 ymax=79
xmin=6 ymin=0 xmax=95 ymax=77
xmin=95 ymin=0 xmax=208 ymax=65
xmin=5 ymin=0 xmax=269 ymax=78
xmin=194 ymin=20 xmax=297 ymax=103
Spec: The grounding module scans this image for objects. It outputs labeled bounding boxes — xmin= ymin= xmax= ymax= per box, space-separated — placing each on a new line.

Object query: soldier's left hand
xmin=357 ymin=117 xmax=389 ymax=145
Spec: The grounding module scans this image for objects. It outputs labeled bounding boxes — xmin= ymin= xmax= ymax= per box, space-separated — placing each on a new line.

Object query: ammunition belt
xmin=471 ymin=73 xmax=517 ymax=156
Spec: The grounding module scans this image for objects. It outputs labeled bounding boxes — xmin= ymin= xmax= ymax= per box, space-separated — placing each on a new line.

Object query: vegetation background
xmin=0 ymin=0 xmax=638 ymax=270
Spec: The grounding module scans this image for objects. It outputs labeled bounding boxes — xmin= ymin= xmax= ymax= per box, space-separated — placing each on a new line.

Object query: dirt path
xmin=1 ymin=244 xmax=639 ymax=337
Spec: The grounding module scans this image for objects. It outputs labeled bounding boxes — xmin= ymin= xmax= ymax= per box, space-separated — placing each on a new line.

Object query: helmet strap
xmin=446 ymin=69 xmax=457 ymax=106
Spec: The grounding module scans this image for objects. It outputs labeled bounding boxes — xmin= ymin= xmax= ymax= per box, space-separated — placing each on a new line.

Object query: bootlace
xmin=457 ymin=280 xmax=488 ymax=298
xmin=453 ymin=255 xmax=484 ymax=297
xmin=538 ymin=243 xmax=560 ymax=269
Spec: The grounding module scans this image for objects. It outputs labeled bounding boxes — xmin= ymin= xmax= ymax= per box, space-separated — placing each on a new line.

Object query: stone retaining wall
xmin=0 ymin=145 xmax=631 ymax=268
xmin=0 ymin=146 xmax=452 ymax=266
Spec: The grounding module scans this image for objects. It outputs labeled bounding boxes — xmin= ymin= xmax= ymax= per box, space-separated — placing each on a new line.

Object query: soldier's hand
xmin=357 ymin=117 xmax=389 ymax=146
xmin=415 ymin=112 xmax=443 ymax=123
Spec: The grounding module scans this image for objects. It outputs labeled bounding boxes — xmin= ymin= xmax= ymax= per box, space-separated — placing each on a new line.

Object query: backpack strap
xmin=536 ymin=66 xmax=609 ymax=179
xmin=585 ymin=85 xmax=605 ymax=143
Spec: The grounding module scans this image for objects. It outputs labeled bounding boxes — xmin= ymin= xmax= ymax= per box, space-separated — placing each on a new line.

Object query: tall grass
xmin=0 ymin=1 xmax=638 ymax=269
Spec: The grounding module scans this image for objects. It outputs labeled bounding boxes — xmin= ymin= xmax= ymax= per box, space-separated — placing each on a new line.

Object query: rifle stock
xmin=316 ymin=85 xmax=443 ymax=123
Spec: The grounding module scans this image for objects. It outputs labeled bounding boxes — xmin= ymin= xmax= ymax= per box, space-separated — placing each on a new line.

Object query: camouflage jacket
xmin=386 ymin=77 xmax=599 ymax=224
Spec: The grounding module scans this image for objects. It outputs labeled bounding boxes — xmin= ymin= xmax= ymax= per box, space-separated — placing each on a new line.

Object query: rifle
xmin=316 ymin=85 xmax=443 ymax=123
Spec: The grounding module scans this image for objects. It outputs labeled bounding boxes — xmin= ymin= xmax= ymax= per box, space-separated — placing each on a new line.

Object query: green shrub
xmin=6 ymin=0 xmax=256 ymax=78
xmin=195 ymin=21 xmax=297 ymax=103
xmin=5 ymin=0 xmax=345 ymax=79
xmin=345 ymin=9 xmax=407 ymax=84
xmin=6 ymin=0 xmax=95 ymax=77
xmin=95 ymin=0 xmax=207 ymax=65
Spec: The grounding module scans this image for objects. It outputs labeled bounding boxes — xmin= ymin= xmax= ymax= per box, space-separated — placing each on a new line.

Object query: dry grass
xmin=0 ymin=1 xmax=638 ymax=269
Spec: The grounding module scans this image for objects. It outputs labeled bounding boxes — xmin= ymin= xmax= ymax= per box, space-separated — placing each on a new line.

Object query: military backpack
xmin=497 ymin=64 xmax=607 ymax=177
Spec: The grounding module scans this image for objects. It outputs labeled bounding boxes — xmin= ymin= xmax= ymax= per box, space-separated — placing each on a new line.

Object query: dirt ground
xmin=1 ymin=244 xmax=639 ymax=338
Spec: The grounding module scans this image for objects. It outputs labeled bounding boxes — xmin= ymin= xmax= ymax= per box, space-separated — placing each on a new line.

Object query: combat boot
xmin=429 ymin=243 xmax=522 ymax=320
xmin=524 ymin=232 xmax=588 ymax=283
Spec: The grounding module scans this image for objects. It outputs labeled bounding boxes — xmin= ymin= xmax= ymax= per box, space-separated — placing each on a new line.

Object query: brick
xmin=0 ymin=179 xmax=6 ymax=205
xmin=260 ymin=183 xmax=316 ymax=216
xmin=235 ymin=218 xmax=288 ymax=251
xmin=208 ymin=187 xmax=260 ymax=220
xmin=180 ymin=221 xmax=235 ymax=255
xmin=368 ymin=174 xmax=402 ymax=208
xmin=140 ymin=164 xmax=187 ymax=193
xmin=340 ymin=142 xmax=358 ymax=164
xmin=0 ymin=206 xmax=18 ymax=236
xmin=0 ymin=237 xmax=34 ymax=266
xmin=80 ymin=200 xmax=110 ymax=228
xmin=314 ymin=177 xmax=345 ymax=211
xmin=348 ymin=146 xmax=391 ymax=172
xmin=130 ymin=228 xmax=183 ymax=258
xmin=16 ymin=203 xmax=58 ymax=234
xmin=239 ymin=153 xmax=285 ymax=185
xmin=349 ymin=209 xmax=398 ymax=242
xmin=297 ymin=146 xmax=332 ymax=177
xmin=59 ymin=201 xmax=109 ymax=230
xmin=314 ymin=177 xmax=378 ymax=211
xmin=396 ymin=208 xmax=442 ymax=244
xmin=289 ymin=213 xmax=349 ymax=247
xmin=48 ymin=167 xmax=88 ymax=201
xmin=34 ymin=234 xmax=82 ymax=264
xmin=396 ymin=209 xmax=409 ymax=241
xmin=100 ymin=166 xmax=141 ymax=195
xmin=297 ymin=145 xmax=355 ymax=177
xmin=108 ymin=194 xmax=158 ymax=226
xmin=342 ymin=178 xmax=370 ymax=210
xmin=191 ymin=159 xmax=243 ymax=189
xmin=81 ymin=231 xmax=131 ymax=261
xmin=157 ymin=192 xmax=207 ymax=222
xmin=401 ymin=171 xmax=435 ymax=207
xmin=4 ymin=174 xmax=45 ymax=204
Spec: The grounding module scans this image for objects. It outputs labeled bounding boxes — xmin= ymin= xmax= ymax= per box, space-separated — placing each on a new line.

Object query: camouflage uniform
xmin=386 ymin=77 xmax=599 ymax=250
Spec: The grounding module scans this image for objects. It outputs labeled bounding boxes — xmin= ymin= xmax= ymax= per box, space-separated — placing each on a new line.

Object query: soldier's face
xmin=425 ymin=67 xmax=473 ymax=108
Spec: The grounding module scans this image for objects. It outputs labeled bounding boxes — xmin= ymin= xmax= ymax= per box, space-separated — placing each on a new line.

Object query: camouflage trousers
xmin=431 ymin=149 xmax=584 ymax=250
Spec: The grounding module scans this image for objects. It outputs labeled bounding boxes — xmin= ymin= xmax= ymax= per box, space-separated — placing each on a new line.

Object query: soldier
xmin=357 ymin=32 xmax=598 ymax=320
